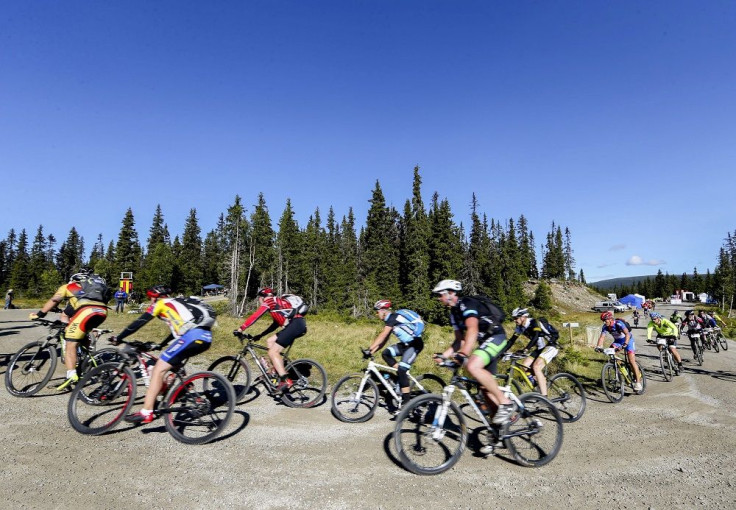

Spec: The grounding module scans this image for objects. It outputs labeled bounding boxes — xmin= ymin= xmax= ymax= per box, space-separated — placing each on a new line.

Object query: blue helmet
xmin=650 ymin=312 xmax=662 ymax=320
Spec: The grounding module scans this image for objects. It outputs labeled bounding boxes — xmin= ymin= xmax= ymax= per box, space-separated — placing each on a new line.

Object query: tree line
xmin=0 ymin=167 xmax=580 ymax=322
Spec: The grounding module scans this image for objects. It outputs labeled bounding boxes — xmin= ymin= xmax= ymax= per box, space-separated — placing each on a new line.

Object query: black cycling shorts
xmin=276 ymin=317 xmax=307 ymax=348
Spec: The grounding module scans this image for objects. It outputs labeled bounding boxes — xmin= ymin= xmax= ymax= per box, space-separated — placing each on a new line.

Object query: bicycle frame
xmin=355 ymin=359 xmax=431 ymax=405
xmin=239 ymin=338 xmax=296 ymax=392
xmin=603 ymin=348 xmax=634 ymax=385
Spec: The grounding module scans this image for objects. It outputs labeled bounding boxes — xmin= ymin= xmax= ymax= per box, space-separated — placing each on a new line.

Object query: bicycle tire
xmin=207 ymin=355 xmax=252 ymax=403
xmin=496 ymin=374 xmax=524 ymax=396
xmin=330 ymin=374 xmax=379 ymax=423
xmin=5 ymin=341 xmax=58 ymax=397
xmin=718 ymin=333 xmax=728 ymax=351
xmin=503 ymin=393 xmax=563 ymax=468
xmin=712 ymin=333 xmax=720 ymax=353
xmin=67 ymin=363 xmax=137 ymax=435
xmin=412 ymin=373 xmax=446 ymax=396
xmin=601 ymin=362 xmax=624 ymax=403
xmin=393 ymin=393 xmax=467 ymax=475
xmin=546 ymin=373 xmax=586 ymax=423
xmin=281 ymin=359 xmax=327 ymax=408
xmin=163 ymin=371 xmax=235 ymax=445
xmin=660 ymin=349 xmax=673 ymax=382
xmin=694 ymin=343 xmax=704 ymax=366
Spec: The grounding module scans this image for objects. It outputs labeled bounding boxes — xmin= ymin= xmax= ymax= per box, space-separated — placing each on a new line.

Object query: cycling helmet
xmin=600 ymin=311 xmax=614 ymax=321
xmin=685 ymin=310 xmax=695 ymax=317
xmin=146 ymin=285 xmax=171 ymax=299
xmin=432 ymin=279 xmax=462 ymax=294
xmin=511 ymin=307 xmax=530 ymax=318
xmin=257 ymin=287 xmax=274 ymax=297
xmin=373 ymin=299 xmax=392 ymax=310
xmin=650 ymin=312 xmax=662 ymax=320
xmin=69 ymin=267 xmax=92 ymax=283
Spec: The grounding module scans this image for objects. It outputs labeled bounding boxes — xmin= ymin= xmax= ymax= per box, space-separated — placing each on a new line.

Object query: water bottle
xmin=528 ymin=374 xmax=536 ymax=387
xmin=260 ymin=356 xmax=271 ymax=373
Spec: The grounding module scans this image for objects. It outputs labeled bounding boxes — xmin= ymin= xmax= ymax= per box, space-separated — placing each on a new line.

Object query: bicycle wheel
xmin=207 ymin=355 xmax=251 ymax=403
xmin=503 ymin=393 xmax=563 ymax=468
xmin=412 ymin=373 xmax=446 ymax=396
xmin=695 ymin=343 xmax=704 ymax=366
xmin=330 ymin=374 xmax=379 ymax=423
xmin=393 ymin=393 xmax=467 ymax=475
xmin=5 ymin=341 xmax=58 ymax=397
xmin=496 ymin=374 xmax=524 ymax=396
xmin=78 ymin=348 xmax=126 ymax=375
xmin=718 ymin=333 xmax=728 ymax=351
xmin=163 ymin=371 xmax=235 ymax=445
xmin=601 ymin=363 xmax=624 ymax=403
xmin=546 ymin=373 xmax=586 ymax=423
xmin=281 ymin=359 xmax=327 ymax=408
xmin=660 ymin=349 xmax=673 ymax=382
xmin=67 ymin=363 xmax=137 ymax=435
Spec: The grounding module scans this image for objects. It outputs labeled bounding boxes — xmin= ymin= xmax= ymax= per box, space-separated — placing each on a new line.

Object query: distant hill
xmin=591 ymin=275 xmax=658 ymax=290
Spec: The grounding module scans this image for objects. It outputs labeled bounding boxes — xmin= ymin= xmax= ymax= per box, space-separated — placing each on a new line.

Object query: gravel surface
xmin=2 ymin=305 xmax=735 ymax=509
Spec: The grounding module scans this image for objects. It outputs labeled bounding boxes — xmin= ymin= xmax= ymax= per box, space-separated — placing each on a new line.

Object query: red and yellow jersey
xmin=146 ymin=297 xmax=200 ymax=337
xmin=52 ymin=282 xmax=106 ymax=310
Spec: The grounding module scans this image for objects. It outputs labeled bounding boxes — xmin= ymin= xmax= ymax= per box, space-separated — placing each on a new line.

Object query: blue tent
xmin=619 ymin=294 xmax=643 ymax=309
xmin=202 ymin=284 xmax=224 ymax=291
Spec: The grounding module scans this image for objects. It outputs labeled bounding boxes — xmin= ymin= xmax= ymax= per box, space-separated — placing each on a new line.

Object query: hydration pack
xmin=470 ymin=295 xmax=506 ymax=332
xmin=395 ymin=309 xmax=425 ymax=339
xmin=79 ymin=274 xmax=112 ymax=304
xmin=537 ymin=317 xmax=560 ymax=342
xmin=176 ymin=297 xmax=217 ymax=329
xmin=282 ymin=294 xmax=310 ymax=317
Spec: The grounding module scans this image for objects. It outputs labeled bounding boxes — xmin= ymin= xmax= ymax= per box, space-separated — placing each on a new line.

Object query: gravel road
xmin=2 ymin=305 xmax=735 ymax=509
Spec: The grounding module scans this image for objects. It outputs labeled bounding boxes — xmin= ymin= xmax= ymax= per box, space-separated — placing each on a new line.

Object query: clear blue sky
xmin=2 ymin=1 xmax=735 ymax=283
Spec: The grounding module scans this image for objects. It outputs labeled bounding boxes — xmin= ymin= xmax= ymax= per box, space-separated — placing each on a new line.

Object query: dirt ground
xmin=2 ymin=304 xmax=736 ymax=510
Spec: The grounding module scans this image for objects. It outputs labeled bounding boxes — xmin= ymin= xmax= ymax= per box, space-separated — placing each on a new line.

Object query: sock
xmin=66 ymin=369 xmax=77 ymax=379
xmin=141 ymin=409 xmax=153 ymax=416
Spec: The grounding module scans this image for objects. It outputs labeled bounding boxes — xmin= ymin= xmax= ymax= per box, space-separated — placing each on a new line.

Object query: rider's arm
xmin=258 ymin=320 xmax=279 ymax=338
xmin=116 ymin=312 xmax=155 ymax=342
xmin=238 ymin=304 xmax=270 ymax=330
xmin=158 ymin=332 xmax=174 ymax=349
xmin=441 ymin=329 xmax=465 ymax=359
xmin=368 ymin=325 xmax=393 ymax=354
xmin=457 ymin=316 xmax=480 ymax=357
xmin=596 ymin=330 xmax=606 ymax=349
xmin=646 ymin=322 xmax=655 ymax=341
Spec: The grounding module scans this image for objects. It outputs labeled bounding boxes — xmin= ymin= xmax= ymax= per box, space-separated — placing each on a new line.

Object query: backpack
xmin=176 ymin=297 xmax=217 ymax=329
xmin=281 ymin=294 xmax=310 ymax=317
xmin=470 ymin=295 xmax=506 ymax=332
xmin=78 ymin=274 xmax=113 ymax=304
xmin=394 ymin=309 xmax=425 ymax=339
xmin=615 ymin=319 xmax=633 ymax=332
xmin=537 ymin=317 xmax=560 ymax=343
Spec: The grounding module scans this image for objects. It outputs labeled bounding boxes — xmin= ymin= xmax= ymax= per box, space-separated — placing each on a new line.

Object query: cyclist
xmin=111 ymin=286 xmax=215 ymax=424
xmin=363 ymin=299 xmax=425 ymax=410
xmin=711 ymin=311 xmax=728 ymax=328
xmin=682 ymin=310 xmax=705 ymax=355
xmin=698 ymin=310 xmax=717 ymax=329
xmin=632 ymin=309 xmax=641 ymax=327
xmin=505 ymin=308 xmax=559 ymax=397
xmin=646 ymin=312 xmax=683 ymax=371
xmin=234 ymin=287 xmax=307 ymax=393
xmin=29 ymin=270 xmax=109 ymax=390
xmin=432 ymin=279 xmax=514 ymax=425
xmin=595 ymin=311 xmax=643 ymax=392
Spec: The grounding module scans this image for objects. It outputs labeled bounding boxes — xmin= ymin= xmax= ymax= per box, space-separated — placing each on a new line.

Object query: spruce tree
xmin=56 ymin=227 xmax=85 ymax=281
xmin=115 ymin=208 xmax=142 ymax=277
xmin=9 ymin=229 xmax=30 ymax=292
xmin=275 ymin=199 xmax=300 ymax=295
xmin=179 ymin=208 xmax=204 ymax=295
xmin=402 ymin=166 xmax=431 ymax=313
xmin=362 ymin=181 xmax=400 ymax=310
xmin=339 ymin=208 xmax=360 ymax=315
xmin=250 ymin=193 xmax=276 ymax=294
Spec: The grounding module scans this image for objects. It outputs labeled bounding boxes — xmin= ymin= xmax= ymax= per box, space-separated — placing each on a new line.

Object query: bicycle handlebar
xmin=31 ymin=318 xmax=65 ymax=328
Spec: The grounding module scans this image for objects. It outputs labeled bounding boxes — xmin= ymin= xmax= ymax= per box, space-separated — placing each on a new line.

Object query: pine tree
xmin=533 ymin=280 xmax=553 ymax=311
xmin=115 ymin=208 xmax=142 ymax=277
xmin=179 ymin=208 xmax=204 ymax=294
xmin=402 ymin=167 xmax=431 ymax=312
xmin=563 ymin=227 xmax=575 ymax=281
xmin=9 ymin=229 xmax=30 ymax=292
xmin=56 ymin=227 xmax=85 ymax=281
xmin=250 ymin=193 xmax=276 ymax=295
xmin=502 ymin=218 xmax=525 ymax=310
xmin=275 ymin=199 xmax=301 ymax=295
xmin=301 ymin=208 xmax=326 ymax=308
xmin=321 ymin=207 xmax=342 ymax=310
xmin=654 ymin=269 xmax=667 ymax=298
xmin=339 ymin=208 xmax=360 ymax=315
xmin=89 ymin=234 xmax=105 ymax=269
xmin=578 ymin=268 xmax=586 ymax=284
xmin=147 ymin=204 xmax=168 ymax=252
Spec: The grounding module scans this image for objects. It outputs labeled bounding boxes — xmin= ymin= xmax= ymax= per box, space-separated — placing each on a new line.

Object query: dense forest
xmin=0 ymin=168 xmax=581 ymax=321
xmin=592 ymin=233 xmax=736 ymax=309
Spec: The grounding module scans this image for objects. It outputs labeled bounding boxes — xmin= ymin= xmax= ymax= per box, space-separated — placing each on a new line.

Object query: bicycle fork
xmin=430 ymin=385 xmax=457 ymax=440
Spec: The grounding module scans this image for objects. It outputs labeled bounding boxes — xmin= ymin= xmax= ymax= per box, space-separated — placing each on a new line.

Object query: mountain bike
xmin=712 ymin=327 xmax=728 ymax=351
xmin=68 ymin=339 xmax=235 ymax=445
xmin=598 ymin=347 xmax=647 ymax=403
xmin=208 ymin=332 xmax=327 ymax=408
xmin=392 ymin=357 xmax=563 ymax=475
xmin=688 ymin=329 xmax=704 ymax=366
xmin=5 ymin=318 xmax=118 ymax=397
xmin=330 ymin=351 xmax=446 ymax=422
xmin=702 ymin=328 xmax=724 ymax=353
xmin=633 ymin=315 xmax=640 ymax=328
xmin=647 ymin=336 xmax=680 ymax=381
xmin=496 ymin=352 xmax=586 ymax=423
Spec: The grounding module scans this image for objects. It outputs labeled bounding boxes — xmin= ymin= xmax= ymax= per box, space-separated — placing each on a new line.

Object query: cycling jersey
xmin=384 ymin=309 xmax=424 ymax=343
xmin=601 ymin=319 xmax=631 ymax=341
xmin=240 ymin=296 xmax=301 ymax=330
xmin=116 ymin=297 xmax=214 ymax=342
xmin=52 ymin=282 xmax=107 ymax=311
xmin=449 ymin=296 xmax=503 ymax=338
xmin=646 ymin=318 xmax=679 ymax=340
xmin=507 ymin=317 xmax=558 ymax=352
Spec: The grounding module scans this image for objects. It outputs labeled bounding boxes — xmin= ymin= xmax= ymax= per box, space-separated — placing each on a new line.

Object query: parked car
xmin=592 ymin=301 xmax=627 ymax=313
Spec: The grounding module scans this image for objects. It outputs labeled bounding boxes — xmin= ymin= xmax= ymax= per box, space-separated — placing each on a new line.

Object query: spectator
xmin=4 ymin=288 xmax=14 ymax=309
xmin=114 ymin=287 xmax=128 ymax=314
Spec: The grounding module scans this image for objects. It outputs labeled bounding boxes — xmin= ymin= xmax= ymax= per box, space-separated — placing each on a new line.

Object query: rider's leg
xmin=626 ymin=350 xmax=642 ymax=382
xmin=466 ymin=355 xmax=510 ymax=407
xmin=266 ymin=335 xmax=287 ymax=376
xmin=531 ymin=357 xmax=548 ymax=396
xmin=142 ymin=358 xmax=173 ymax=411
xmin=397 ymin=339 xmax=423 ymax=405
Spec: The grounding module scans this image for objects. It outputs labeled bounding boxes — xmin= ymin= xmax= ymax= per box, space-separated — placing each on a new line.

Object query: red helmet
xmin=146 ymin=285 xmax=171 ymax=299
xmin=257 ymin=287 xmax=274 ymax=297
xmin=600 ymin=311 xmax=614 ymax=321
xmin=373 ymin=299 xmax=392 ymax=310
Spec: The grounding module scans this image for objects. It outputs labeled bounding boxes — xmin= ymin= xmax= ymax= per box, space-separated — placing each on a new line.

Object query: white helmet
xmin=511 ymin=307 xmax=530 ymax=318
xmin=432 ymin=279 xmax=462 ymax=294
